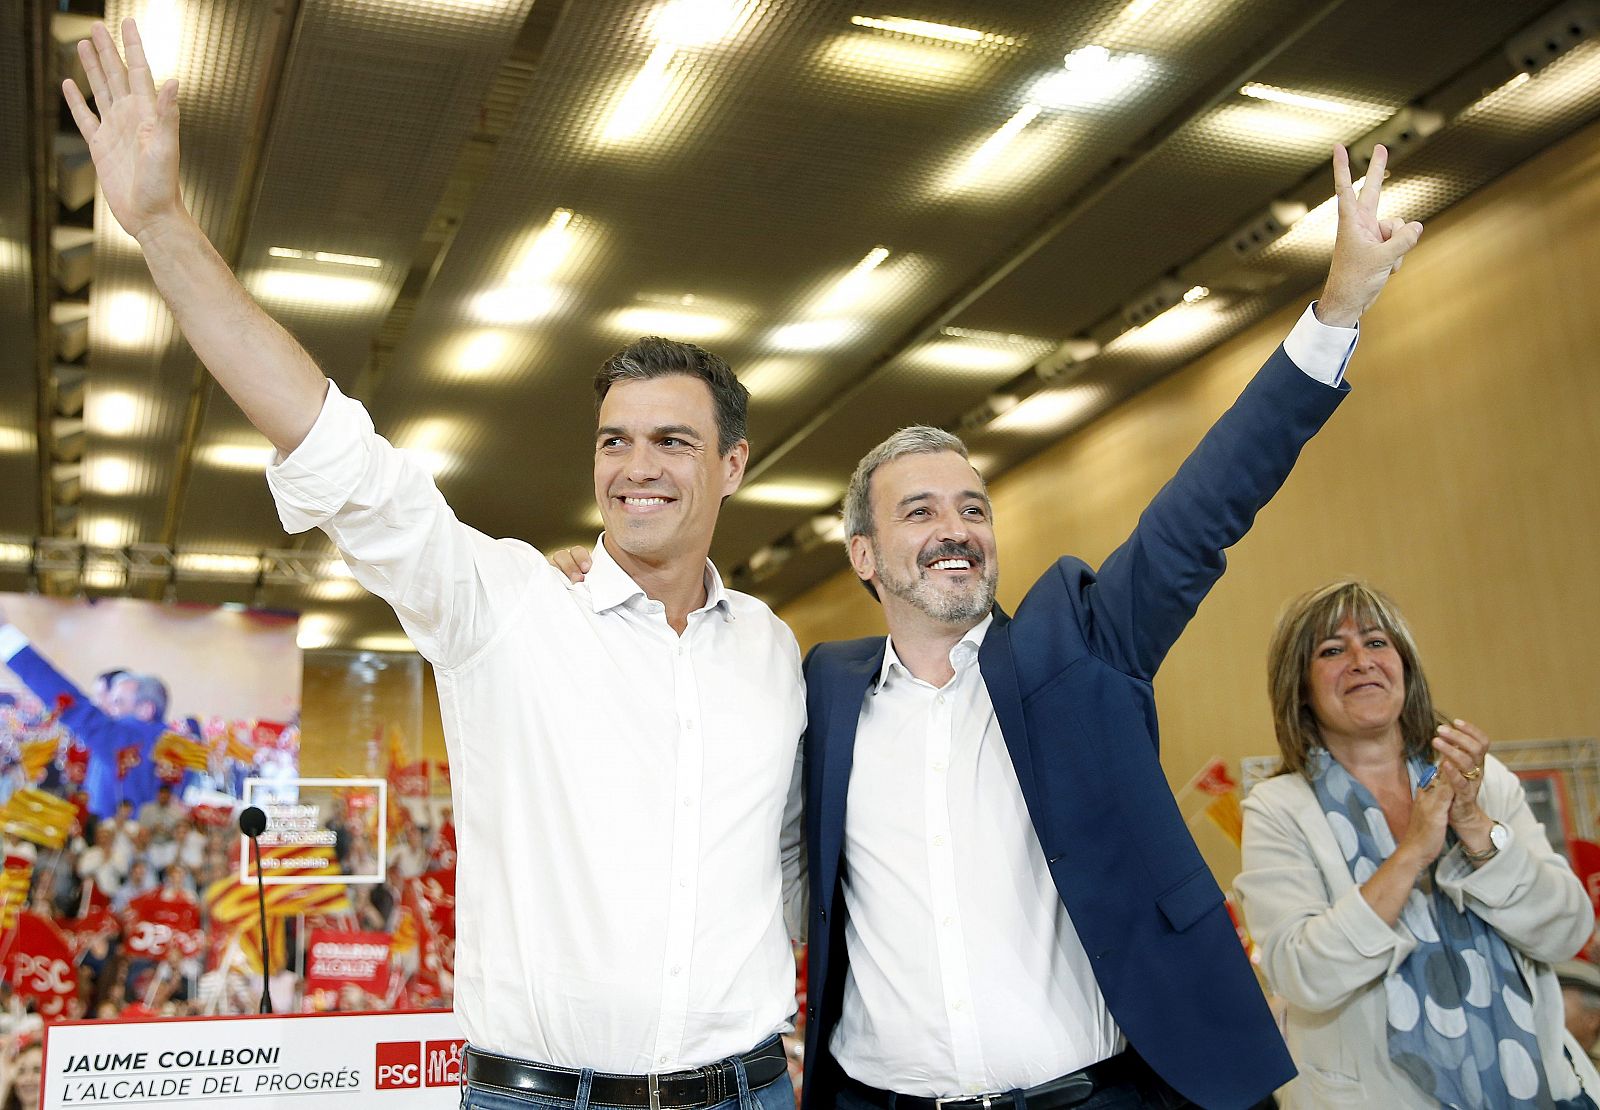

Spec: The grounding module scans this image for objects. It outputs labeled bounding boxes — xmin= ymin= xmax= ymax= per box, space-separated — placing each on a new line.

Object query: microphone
xmin=239 ymin=805 xmax=267 ymax=839
xmin=238 ymin=806 xmax=272 ymax=1014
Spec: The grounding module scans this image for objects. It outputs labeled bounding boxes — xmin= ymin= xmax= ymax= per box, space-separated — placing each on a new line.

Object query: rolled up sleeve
xmin=265 ymin=381 xmax=534 ymax=668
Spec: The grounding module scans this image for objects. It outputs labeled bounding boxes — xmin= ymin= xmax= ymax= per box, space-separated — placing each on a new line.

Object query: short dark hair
xmin=593 ymin=336 xmax=749 ymax=455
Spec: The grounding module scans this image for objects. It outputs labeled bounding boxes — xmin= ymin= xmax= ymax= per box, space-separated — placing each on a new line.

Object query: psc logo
xmin=376 ymin=1039 xmax=466 ymax=1090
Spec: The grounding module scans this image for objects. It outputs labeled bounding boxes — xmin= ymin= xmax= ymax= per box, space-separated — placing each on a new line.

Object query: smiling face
xmin=1305 ymin=616 xmax=1407 ymax=744
xmin=594 ymin=374 xmax=747 ymax=567
xmin=850 ymin=449 xmax=998 ymax=630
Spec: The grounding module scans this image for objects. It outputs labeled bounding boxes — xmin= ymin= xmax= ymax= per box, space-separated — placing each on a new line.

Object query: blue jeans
xmin=461 ymin=1056 xmax=796 ymax=1110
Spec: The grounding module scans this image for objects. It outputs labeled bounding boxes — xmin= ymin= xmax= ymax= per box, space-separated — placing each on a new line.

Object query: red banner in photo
xmin=0 ymin=910 xmax=77 ymax=1016
xmin=304 ymin=929 xmax=392 ymax=997
xmin=123 ymin=889 xmax=203 ymax=958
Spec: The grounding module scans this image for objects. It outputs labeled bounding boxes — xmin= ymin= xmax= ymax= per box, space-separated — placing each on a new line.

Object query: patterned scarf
xmin=1309 ymin=748 xmax=1555 ymax=1109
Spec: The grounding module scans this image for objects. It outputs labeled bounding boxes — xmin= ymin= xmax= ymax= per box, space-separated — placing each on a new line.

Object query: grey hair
xmin=122 ymin=673 xmax=169 ymax=720
xmin=593 ymin=336 xmax=749 ymax=455
xmin=843 ymin=425 xmax=972 ymax=540
xmin=843 ymin=425 xmax=976 ymax=601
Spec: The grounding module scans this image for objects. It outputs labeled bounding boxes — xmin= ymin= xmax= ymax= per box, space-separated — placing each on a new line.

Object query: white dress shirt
xmin=832 ymin=305 xmax=1356 ymax=1097
xmin=266 ymin=383 xmax=806 ymax=1073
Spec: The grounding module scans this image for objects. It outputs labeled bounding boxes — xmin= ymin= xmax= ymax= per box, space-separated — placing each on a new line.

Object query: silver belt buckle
xmin=935 ymin=1099 xmax=994 ymax=1109
xmin=648 ymin=1073 xmax=662 ymax=1110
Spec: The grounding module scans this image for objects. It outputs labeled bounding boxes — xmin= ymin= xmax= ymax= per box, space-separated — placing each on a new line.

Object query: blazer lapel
xmin=979 ymin=607 xmax=1040 ymax=806
xmin=817 ymin=644 xmax=885 ymax=912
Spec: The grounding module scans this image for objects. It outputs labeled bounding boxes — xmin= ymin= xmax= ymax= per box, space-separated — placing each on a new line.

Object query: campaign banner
xmin=42 ymin=1009 xmax=466 ymax=1108
xmin=0 ymin=910 xmax=77 ymax=1017
xmin=304 ymin=929 xmax=391 ymax=997
xmin=123 ymin=889 xmax=203 ymax=958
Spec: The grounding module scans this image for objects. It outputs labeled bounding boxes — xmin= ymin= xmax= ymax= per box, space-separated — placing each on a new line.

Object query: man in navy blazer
xmin=801 ymin=147 xmax=1423 ymax=1110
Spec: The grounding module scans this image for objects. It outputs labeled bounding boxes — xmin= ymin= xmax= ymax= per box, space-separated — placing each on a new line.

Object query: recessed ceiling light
xmin=85 ymin=455 xmax=137 ymax=495
xmin=988 ymin=386 xmax=1102 ymax=434
xmin=608 ymin=305 xmax=737 ymax=341
xmin=308 ymin=578 xmax=366 ymax=602
xmin=138 ymin=0 xmax=184 ymax=84
xmin=847 ymin=16 xmax=1012 ymax=46
xmin=81 ymin=515 xmax=134 ymax=547
xmin=1239 ymin=83 xmax=1357 ymax=115
xmin=767 ymin=319 xmax=858 ymax=351
xmin=654 ymin=0 xmax=750 ymax=48
xmin=198 ymin=442 xmax=277 ymax=470
xmin=510 ymin=209 xmax=577 ymax=283
xmin=1030 ymin=46 xmax=1149 ymax=110
xmin=266 ymin=247 xmax=383 ymax=268
xmin=174 ymin=552 xmax=261 ymax=577
xmin=471 ymin=285 xmax=561 ymax=326
xmin=353 ymin=633 xmax=417 ymax=653
xmin=393 ymin=418 xmax=464 ymax=479
xmin=602 ymin=43 xmax=679 ymax=143
xmin=100 ymin=289 xmax=164 ymax=349
xmin=906 ymin=336 xmax=1052 ymax=374
xmin=738 ymin=358 xmax=811 ymax=403
xmin=1182 ymin=285 xmax=1210 ymax=303
xmin=954 ymin=102 xmax=1042 ymax=183
xmin=814 ymin=247 xmax=891 ymax=313
xmin=248 ymin=270 xmax=388 ymax=310
xmin=452 ymin=331 xmax=512 ymax=376
xmin=85 ymin=390 xmax=142 ymax=437
xmin=0 ymin=426 xmax=30 ymax=453
xmin=296 ymin=613 xmax=341 ymax=651
xmin=739 ymin=481 xmax=840 ymax=508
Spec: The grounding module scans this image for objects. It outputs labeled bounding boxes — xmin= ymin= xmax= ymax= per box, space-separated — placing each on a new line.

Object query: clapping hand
xmin=1433 ymin=718 xmax=1493 ymax=834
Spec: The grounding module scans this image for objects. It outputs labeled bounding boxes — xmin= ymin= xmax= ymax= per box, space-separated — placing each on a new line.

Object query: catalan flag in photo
xmin=0 ymin=787 xmax=79 ymax=849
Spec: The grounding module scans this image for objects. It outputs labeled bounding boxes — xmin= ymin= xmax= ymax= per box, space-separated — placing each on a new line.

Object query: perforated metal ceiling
xmin=4 ymin=0 xmax=1599 ymax=649
xmin=0 ymin=5 xmax=39 ymax=540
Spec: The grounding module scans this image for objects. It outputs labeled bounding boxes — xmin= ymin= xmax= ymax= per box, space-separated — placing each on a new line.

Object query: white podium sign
xmin=42 ymin=1009 xmax=465 ymax=1107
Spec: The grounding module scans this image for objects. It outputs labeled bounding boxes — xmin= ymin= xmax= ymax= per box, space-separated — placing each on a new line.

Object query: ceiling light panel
xmin=179 ymin=0 xmax=537 ymax=555
xmin=0 ymin=11 xmax=33 ymax=537
xmin=197 ymin=441 xmax=277 ymax=471
xmin=738 ymin=480 xmax=841 ymax=509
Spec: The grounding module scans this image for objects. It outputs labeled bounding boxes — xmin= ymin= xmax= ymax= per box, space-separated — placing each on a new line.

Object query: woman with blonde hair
xmin=1235 ymin=579 xmax=1593 ymax=1108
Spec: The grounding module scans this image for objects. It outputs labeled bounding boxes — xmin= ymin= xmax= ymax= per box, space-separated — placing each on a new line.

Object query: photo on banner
xmin=0 ymin=592 xmax=301 ymax=820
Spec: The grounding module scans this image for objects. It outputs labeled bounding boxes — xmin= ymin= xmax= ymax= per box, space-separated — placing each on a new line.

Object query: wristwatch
xmin=1461 ymin=821 xmax=1511 ymax=862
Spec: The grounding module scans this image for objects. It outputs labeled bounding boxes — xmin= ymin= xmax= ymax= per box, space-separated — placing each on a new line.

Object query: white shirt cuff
xmin=264 ymin=379 xmax=376 ymax=534
xmin=0 ymin=625 xmax=29 ymax=663
xmin=1283 ymin=302 xmax=1359 ymax=386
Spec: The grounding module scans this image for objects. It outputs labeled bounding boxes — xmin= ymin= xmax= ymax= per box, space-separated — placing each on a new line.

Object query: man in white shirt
xmin=801 ymin=148 xmax=1423 ymax=1109
xmin=65 ymin=22 xmax=803 ymax=1109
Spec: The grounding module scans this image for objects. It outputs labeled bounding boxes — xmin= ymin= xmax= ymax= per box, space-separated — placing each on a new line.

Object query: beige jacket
xmin=1235 ymin=755 xmax=1591 ymax=1108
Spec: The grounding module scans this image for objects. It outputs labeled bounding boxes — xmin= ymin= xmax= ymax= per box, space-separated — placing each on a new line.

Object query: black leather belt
xmin=464 ymin=1037 xmax=788 ymax=1108
xmin=841 ymin=1051 xmax=1143 ymax=1110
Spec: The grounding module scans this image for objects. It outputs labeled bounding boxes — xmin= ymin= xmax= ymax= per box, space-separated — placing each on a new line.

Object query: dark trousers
xmin=832 ymin=1053 xmax=1195 ymax=1110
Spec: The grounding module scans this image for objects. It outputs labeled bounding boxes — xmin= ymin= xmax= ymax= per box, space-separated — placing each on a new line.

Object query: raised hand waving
xmin=62 ymin=19 xmax=184 ymax=242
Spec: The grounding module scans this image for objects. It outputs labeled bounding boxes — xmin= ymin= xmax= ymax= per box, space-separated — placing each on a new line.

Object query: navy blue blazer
xmin=801 ymin=345 xmax=1346 ymax=1110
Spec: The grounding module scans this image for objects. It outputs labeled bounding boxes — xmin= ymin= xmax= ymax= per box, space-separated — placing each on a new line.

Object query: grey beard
xmin=875 ymin=551 xmax=997 ymax=627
